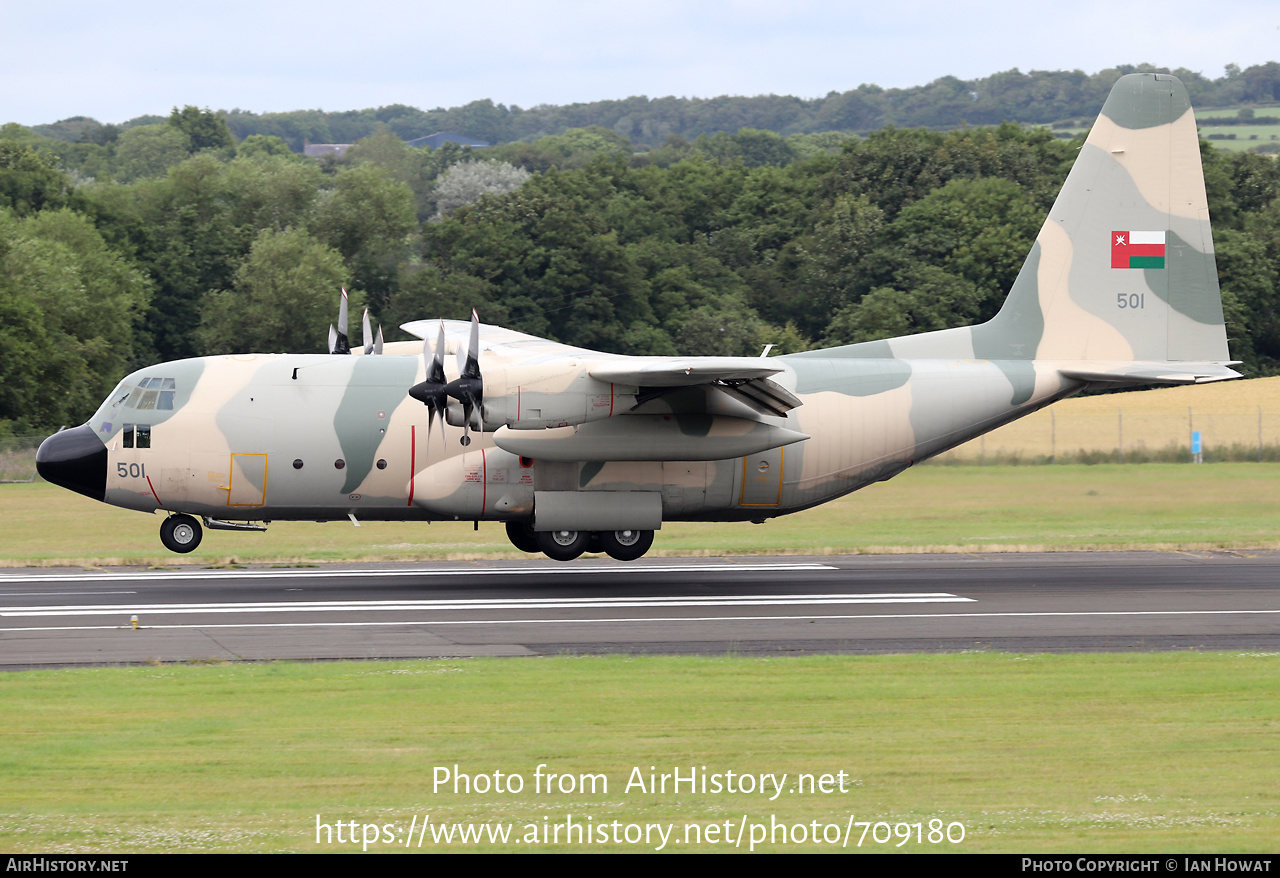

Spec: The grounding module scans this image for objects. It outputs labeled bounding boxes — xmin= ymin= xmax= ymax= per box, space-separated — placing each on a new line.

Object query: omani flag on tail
xmin=1111 ymin=230 xmax=1166 ymax=269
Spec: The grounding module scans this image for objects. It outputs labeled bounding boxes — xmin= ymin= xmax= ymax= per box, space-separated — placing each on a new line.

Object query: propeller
xmin=328 ymin=287 xmax=351 ymax=354
xmin=408 ymin=310 xmax=483 ymax=447
xmin=408 ymin=321 xmax=449 ymax=447
xmin=443 ymin=309 xmax=483 ymax=447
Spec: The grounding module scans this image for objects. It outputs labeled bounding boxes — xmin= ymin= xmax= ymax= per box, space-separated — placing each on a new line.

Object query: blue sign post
xmin=1191 ymin=430 xmax=1202 ymax=463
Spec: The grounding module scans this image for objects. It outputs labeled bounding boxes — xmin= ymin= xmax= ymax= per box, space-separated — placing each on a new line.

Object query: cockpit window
xmin=123 ymin=378 xmax=176 ymax=411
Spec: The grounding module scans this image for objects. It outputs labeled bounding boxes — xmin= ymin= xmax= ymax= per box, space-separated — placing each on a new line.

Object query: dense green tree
xmin=197 ymin=227 xmax=351 ymax=354
xmin=0 ymin=141 xmax=72 ymax=215
xmin=113 ymin=124 xmax=190 ymax=182
xmin=0 ymin=208 xmax=151 ymax=427
xmin=168 ymin=105 xmax=235 ymax=152
xmin=236 ymin=134 xmax=295 ymax=160
xmin=308 ymin=163 xmax=416 ymax=314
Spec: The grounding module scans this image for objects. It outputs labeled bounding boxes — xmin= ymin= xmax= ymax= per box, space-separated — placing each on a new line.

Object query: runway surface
xmin=0 ymin=550 xmax=1277 ymax=667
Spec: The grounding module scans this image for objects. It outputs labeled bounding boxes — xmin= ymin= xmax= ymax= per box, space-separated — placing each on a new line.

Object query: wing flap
xmin=589 ymin=358 xmax=783 ymax=386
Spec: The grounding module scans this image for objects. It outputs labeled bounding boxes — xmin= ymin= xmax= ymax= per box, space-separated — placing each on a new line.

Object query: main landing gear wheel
xmin=598 ymin=529 xmax=654 ymax=562
xmin=536 ymin=529 xmax=590 ymax=562
xmin=505 ymin=520 xmax=539 ymax=554
xmin=160 ymin=513 xmax=203 ymax=554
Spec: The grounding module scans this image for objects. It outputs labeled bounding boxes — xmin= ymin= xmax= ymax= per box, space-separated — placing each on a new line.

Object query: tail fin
xmin=978 ymin=72 xmax=1232 ymax=368
xmin=816 ymin=73 xmax=1237 ymax=382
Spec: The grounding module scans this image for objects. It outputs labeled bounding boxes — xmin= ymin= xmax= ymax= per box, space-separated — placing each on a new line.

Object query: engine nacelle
xmin=480 ymin=365 xmax=637 ymax=430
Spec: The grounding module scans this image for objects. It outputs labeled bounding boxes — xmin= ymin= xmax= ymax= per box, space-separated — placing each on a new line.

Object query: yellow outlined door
xmin=228 ymin=454 xmax=267 ymax=507
xmin=739 ymin=447 xmax=784 ymax=507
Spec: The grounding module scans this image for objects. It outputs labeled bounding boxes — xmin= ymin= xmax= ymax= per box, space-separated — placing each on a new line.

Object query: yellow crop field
xmin=935 ymin=376 xmax=1280 ymax=463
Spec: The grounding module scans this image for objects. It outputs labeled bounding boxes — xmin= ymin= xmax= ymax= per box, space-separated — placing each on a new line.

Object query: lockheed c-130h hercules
xmin=37 ymin=74 xmax=1239 ymax=562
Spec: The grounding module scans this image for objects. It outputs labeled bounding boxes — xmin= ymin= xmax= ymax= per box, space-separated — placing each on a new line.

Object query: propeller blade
xmin=445 ymin=310 xmax=483 ymax=446
xmin=432 ymin=321 xmax=447 ymax=384
xmin=331 ymin=288 xmax=350 ymax=354
xmin=408 ymin=328 xmax=452 ymax=448
xmin=374 ymin=326 xmax=384 ymax=356
xmin=463 ymin=308 xmax=480 ymax=378
xmin=328 ymin=324 xmax=337 ymax=355
xmin=362 ymin=308 xmax=374 ymax=355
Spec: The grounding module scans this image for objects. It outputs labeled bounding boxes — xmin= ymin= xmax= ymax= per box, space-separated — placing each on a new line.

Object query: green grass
xmin=8 ymin=467 xmax=1280 ymax=853
xmin=6 ymin=463 xmax=1280 ymax=566
xmin=1 ymin=654 xmax=1277 ymax=852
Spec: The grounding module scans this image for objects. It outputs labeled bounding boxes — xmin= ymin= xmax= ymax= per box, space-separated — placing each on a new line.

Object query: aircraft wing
xmin=400 ymin=319 xmax=598 ymax=359
xmin=590 ymin=358 xmax=800 ymax=418
xmin=403 ymin=319 xmax=802 ymax=418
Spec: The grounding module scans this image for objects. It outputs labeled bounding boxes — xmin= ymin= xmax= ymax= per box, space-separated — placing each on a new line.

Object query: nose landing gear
xmin=159 ymin=514 xmax=203 ymax=553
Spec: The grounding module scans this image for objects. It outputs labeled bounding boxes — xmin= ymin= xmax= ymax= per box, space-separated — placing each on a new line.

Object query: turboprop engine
xmin=409 ymin=312 xmax=639 ymax=444
xmin=474 ymin=364 xmax=637 ymax=430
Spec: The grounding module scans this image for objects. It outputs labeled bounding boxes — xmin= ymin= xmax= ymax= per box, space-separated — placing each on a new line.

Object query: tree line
xmin=2 ymin=87 xmax=1279 ymax=434
xmin=27 ymin=63 xmax=1280 ymax=153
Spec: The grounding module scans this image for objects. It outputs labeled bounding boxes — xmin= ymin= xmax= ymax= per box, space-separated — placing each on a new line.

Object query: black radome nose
xmin=36 ymin=424 xmax=107 ymax=501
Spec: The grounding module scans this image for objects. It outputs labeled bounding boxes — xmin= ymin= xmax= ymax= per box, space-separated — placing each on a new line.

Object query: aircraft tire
xmin=504 ymin=520 xmax=539 ymax=554
xmin=598 ymin=529 xmax=654 ymax=562
xmin=536 ymin=529 xmax=590 ymax=562
xmin=160 ymin=514 xmax=203 ymax=554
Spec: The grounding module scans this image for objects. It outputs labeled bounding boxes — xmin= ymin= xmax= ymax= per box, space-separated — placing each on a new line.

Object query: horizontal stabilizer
xmin=1059 ymin=363 xmax=1242 ymax=386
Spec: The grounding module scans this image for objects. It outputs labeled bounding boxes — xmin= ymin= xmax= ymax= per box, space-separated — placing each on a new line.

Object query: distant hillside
xmin=28 ymin=62 xmax=1280 ymax=150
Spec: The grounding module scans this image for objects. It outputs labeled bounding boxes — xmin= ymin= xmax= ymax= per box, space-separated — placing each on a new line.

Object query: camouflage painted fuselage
xmin=88 ymin=342 xmax=1087 ymax=526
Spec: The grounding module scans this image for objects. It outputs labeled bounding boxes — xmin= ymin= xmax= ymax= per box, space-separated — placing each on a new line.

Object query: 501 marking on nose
xmin=116 ymin=463 xmax=147 ymax=479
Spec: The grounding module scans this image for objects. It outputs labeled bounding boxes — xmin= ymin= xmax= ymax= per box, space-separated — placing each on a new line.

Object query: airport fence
xmin=0 ymin=434 xmax=43 ymax=483
xmin=930 ymin=406 xmax=1280 ymax=465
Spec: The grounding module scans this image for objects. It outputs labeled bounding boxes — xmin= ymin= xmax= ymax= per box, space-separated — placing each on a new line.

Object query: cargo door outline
xmin=227 ymin=453 xmax=268 ymax=507
xmin=739 ymin=447 xmax=784 ymax=507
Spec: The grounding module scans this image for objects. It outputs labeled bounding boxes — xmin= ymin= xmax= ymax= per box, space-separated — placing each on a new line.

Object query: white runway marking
xmin=0 ymin=591 xmax=138 ymax=597
xmin=0 ymin=563 xmax=835 ymax=585
xmin=0 ymin=593 xmax=971 ymax=618
xmin=6 ymin=608 xmax=1280 ymax=634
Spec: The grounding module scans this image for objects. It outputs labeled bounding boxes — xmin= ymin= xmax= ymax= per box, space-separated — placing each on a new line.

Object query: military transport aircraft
xmin=37 ymin=74 xmax=1239 ymax=561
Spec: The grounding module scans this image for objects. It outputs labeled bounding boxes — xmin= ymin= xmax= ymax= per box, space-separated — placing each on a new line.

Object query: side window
xmin=121 ymin=424 xmax=151 ymax=449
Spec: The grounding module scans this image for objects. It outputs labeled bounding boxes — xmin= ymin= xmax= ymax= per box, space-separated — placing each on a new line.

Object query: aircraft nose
xmin=36 ymin=424 xmax=107 ymax=502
